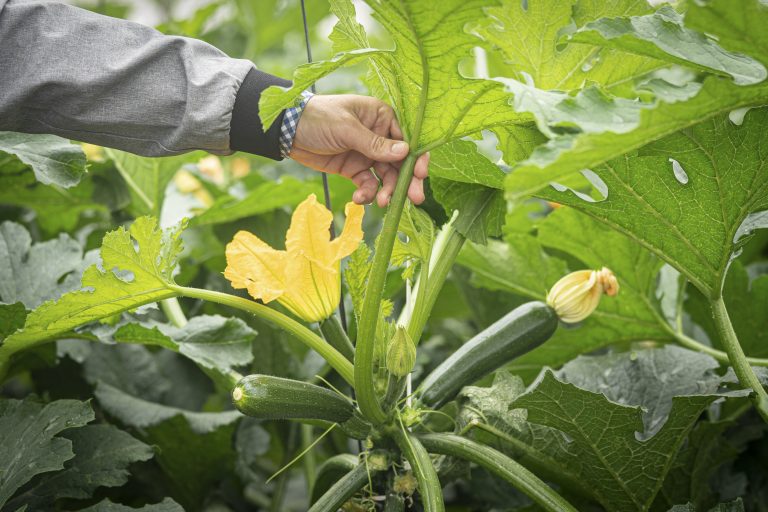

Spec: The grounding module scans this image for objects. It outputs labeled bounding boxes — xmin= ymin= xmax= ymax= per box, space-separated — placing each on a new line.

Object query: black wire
xmin=300 ymin=0 xmax=361 ymax=457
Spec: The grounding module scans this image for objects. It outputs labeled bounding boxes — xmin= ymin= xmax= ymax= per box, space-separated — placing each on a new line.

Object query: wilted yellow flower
xmin=197 ymin=155 xmax=225 ymax=185
xmin=546 ymin=267 xmax=619 ymax=323
xmin=224 ymin=194 xmax=364 ymax=322
xmin=81 ymin=143 xmax=104 ymax=162
xmin=173 ymin=170 xmax=214 ymax=207
xmin=230 ymin=157 xmax=251 ymax=179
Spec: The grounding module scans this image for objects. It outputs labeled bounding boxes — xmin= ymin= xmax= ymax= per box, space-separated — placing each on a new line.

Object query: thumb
xmin=344 ymin=122 xmax=409 ymax=162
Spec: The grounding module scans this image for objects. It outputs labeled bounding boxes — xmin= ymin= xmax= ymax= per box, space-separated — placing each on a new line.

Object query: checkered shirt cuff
xmin=279 ymin=90 xmax=314 ymax=158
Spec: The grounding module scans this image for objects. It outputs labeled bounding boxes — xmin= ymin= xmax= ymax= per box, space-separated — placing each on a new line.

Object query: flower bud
xmin=546 ymin=267 xmax=619 ymax=323
xmin=386 ymin=327 xmax=416 ymax=377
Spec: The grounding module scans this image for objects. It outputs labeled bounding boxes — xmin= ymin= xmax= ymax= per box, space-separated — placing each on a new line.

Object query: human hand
xmin=289 ymin=94 xmax=429 ymax=207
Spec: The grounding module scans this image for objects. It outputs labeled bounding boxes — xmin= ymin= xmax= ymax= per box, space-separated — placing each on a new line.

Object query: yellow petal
xmin=546 ymin=268 xmax=618 ymax=323
xmin=286 ymin=194 xmax=335 ymax=266
xmin=329 ymin=201 xmax=365 ymax=260
xmin=224 ymin=231 xmax=286 ymax=303
xmin=281 ymin=253 xmax=340 ymax=322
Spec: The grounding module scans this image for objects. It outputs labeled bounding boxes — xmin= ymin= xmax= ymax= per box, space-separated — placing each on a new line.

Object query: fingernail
xmin=392 ymin=142 xmax=408 ymax=154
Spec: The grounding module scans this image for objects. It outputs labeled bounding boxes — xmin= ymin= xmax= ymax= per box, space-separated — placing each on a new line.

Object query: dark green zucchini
xmin=418 ymin=301 xmax=558 ymax=408
xmin=232 ymin=374 xmax=354 ymax=423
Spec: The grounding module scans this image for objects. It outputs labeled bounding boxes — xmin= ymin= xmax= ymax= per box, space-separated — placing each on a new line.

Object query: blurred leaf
xmin=536 ymin=109 xmax=768 ymax=296
xmin=0 ymin=302 xmax=26 ymax=341
xmin=0 ymin=166 xmax=108 ymax=234
xmin=5 ymin=217 xmax=184 ymax=350
xmin=82 ymin=498 xmax=184 ymax=511
xmin=5 ymin=425 xmax=153 ymax=511
xmin=567 ymin=6 xmax=767 ymax=85
xmin=105 ymin=149 xmax=199 ymax=217
xmin=0 ymin=221 xmax=90 ymax=309
xmin=686 ymin=261 xmax=768 ymax=358
xmin=190 ymin=177 xmax=318 ymax=226
xmin=113 ymin=315 xmax=256 ymax=373
xmin=667 ymin=499 xmax=745 ymax=512
xmin=95 ymin=383 xmax=239 ymax=509
xmin=0 ymin=132 xmax=86 ymax=188
xmin=656 ymin=420 xmax=741 ymax=510
xmin=0 ymin=399 xmax=93 ymax=508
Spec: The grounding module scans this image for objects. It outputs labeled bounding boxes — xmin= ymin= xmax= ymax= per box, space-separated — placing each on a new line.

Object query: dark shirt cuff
xmin=230 ymin=67 xmax=290 ymax=160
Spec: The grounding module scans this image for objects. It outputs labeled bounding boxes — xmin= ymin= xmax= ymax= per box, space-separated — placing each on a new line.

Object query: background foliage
xmin=2 ymin=0 xmax=768 ymax=511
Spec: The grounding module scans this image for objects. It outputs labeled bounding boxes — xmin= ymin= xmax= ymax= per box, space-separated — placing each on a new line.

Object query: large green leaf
xmin=511 ymin=352 xmax=739 ymax=511
xmin=0 ymin=222 xmax=91 ymax=309
xmin=473 ymin=0 xmax=662 ymax=91
xmin=0 ymin=132 xmax=86 ymax=188
xmin=685 ymin=0 xmax=768 ymax=69
xmin=567 ymin=6 xmax=767 ymax=85
xmin=0 ymin=399 xmax=93 ymax=508
xmin=505 ymin=76 xmax=768 ymax=202
xmin=5 ymin=425 xmax=153 ymax=511
xmin=3 ymin=217 xmax=184 ymax=351
xmin=536 ymin=109 xmax=768 ymax=296
xmin=262 ymin=0 xmax=526 ymax=151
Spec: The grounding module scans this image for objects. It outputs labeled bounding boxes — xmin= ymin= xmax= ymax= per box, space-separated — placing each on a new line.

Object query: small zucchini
xmin=418 ymin=301 xmax=558 ymax=408
xmin=233 ymin=374 xmax=354 ymax=423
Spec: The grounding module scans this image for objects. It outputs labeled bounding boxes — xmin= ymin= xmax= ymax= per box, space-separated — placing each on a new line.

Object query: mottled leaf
xmin=0 ymin=132 xmax=86 ymax=188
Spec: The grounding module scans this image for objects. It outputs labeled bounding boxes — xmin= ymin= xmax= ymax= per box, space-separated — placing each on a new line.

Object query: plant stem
xmin=392 ymin=424 xmax=445 ymax=512
xmin=419 ymin=433 xmax=577 ymax=512
xmin=711 ymin=295 xmax=768 ymax=423
xmin=406 ymin=223 xmax=464 ymax=345
xmin=650 ymin=302 xmax=768 ymax=367
xmin=172 ymin=286 xmax=354 ymax=386
xmin=355 ymin=152 xmax=419 ymax=424
xmin=301 ymin=424 xmax=318 ymax=491
xmin=308 ymin=462 xmax=371 ymax=512
xmin=160 ymin=297 xmax=188 ymax=328
xmin=320 ymin=314 xmax=355 ymax=362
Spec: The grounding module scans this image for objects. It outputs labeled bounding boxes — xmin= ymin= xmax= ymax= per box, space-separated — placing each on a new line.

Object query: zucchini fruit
xmin=233 ymin=374 xmax=354 ymax=423
xmin=418 ymin=301 xmax=558 ymax=408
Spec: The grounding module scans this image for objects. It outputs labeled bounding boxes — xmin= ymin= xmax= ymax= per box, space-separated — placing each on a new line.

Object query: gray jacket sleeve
xmin=0 ymin=0 xmax=290 ymax=158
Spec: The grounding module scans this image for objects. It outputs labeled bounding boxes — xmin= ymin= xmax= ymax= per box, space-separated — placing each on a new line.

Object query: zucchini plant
xmin=2 ymin=0 xmax=768 ymax=511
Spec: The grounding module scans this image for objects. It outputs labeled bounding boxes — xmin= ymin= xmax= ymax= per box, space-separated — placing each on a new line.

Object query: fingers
xmin=414 ymin=152 xmax=429 ymax=179
xmin=351 ymin=170 xmax=379 ymax=205
xmin=373 ymin=163 xmax=398 ymax=207
xmin=344 ymin=121 xmax=410 ymax=163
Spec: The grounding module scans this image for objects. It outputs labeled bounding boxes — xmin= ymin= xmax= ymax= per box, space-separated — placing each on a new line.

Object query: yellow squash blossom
xmin=224 ymin=194 xmax=364 ymax=322
xmin=546 ymin=267 xmax=619 ymax=323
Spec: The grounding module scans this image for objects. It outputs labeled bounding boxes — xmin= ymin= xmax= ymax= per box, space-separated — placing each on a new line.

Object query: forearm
xmin=0 ymin=0 xmax=287 ymax=158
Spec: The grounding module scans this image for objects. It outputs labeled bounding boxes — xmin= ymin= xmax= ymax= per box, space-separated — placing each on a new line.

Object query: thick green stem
xmin=392 ymin=425 xmax=444 ymax=511
xmin=419 ymin=433 xmax=577 ymax=512
xmin=356 ymin=153 xmax=418 ymax=424
xmin=320 ymin=314 xmax=355 ymax=362
xmin=711 ymin=295 xmax=768 ymax=423
xmin=172 ymin=286 xmax=354 ymax=386
xmin=301 ymin=424 xmax=318 ymax=491
xmin=308 ymin=462 xmax=371 ymax=512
